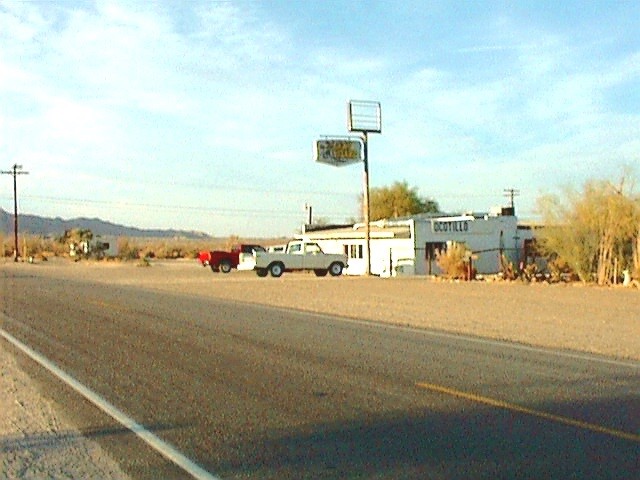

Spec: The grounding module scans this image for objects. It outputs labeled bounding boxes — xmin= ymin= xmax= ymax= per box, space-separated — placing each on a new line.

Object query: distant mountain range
xmin=0 ymin=208 xmax=211 ymax=239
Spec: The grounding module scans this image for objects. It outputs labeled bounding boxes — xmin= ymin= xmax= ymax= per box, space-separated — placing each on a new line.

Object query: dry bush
xmin=112 ymin=236 xmax=277 ymax=261
xmin=0 ymin=233 xmax=10 ymax=257
xmin=117 ymin=237 xmax=141 ymax=260
xmin=499 ymin=254 xmax=518 ymax=281
xmin=435 ymin=242 xmax=470 ymax=279
xmin=23 ymin=235 xmax=65 ymax=259
xmin=116 ymin=237 xmax=202 ymax=260
xmin=135 ymin=238 xmax=226 ymax=259
xmin=1 ymin=234 xmax=65 ymax=259
xmin=2 ymin=232 xmax=285 ymax=262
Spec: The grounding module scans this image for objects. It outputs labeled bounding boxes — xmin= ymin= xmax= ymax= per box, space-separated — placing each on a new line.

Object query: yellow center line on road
xmin=415 ymin=381 xmax=640 ymax=443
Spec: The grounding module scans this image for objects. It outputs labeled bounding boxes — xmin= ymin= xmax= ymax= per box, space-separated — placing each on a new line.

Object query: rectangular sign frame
xmin=314 ymin=137 xmax=364 ymax=167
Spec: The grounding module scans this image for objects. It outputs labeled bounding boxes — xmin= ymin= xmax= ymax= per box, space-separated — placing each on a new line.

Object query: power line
xmin=1 ymin=164 xmax=29 ymax=261
xmin=18 ymin=172 xmax=529 ymax=202
xmin=1 ymin=191 xmax=541 ymax=220
xmin=1 ymin=194 xmax=357 ymax=220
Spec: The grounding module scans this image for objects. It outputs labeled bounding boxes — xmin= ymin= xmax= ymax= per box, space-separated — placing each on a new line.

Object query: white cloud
xmin=1 ymin=1 xmax=638 ymax=236
xmin=192 ymin=2 xmax=289 ymax=68
xmin=0 ymin=0 xmax=49 ymax=43
xmin=40 ymin=97 xmax=113 ymax=142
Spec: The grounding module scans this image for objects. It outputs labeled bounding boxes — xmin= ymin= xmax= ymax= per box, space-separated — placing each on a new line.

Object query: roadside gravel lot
xmin=2 ymin=259 xmax=639 ymax=478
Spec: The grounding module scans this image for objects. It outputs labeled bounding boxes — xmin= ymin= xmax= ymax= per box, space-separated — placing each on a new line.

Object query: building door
xmin=343 ymin=243 xmax=365 ymax=275
xmin=425 ymin=242 xmax=446 ymax=275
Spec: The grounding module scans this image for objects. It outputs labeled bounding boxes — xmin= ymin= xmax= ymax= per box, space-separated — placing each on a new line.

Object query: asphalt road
xmin=1 ymin=268 xmax=638 ymax=479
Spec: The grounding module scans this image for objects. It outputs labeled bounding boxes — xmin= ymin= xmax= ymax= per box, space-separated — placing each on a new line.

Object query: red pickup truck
xmin=197 ymin=244 xmax=265 ymax=273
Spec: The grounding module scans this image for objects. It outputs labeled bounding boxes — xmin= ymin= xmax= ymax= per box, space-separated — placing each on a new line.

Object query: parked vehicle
xmin=254 ymin=240 xmax=347 ymax=277
xmin=198 ymin=244 xmax=265 ymax=273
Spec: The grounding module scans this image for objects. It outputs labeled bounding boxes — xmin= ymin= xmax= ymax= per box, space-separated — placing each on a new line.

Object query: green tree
xmin=537 ymin=175 xmax=640 ymax=284
xmin=366 ymin=181 xmax=439 ymax=221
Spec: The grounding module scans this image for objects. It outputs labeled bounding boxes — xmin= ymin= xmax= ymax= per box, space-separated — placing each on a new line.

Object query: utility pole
xmin=305 ymin=203 xmax=313 ymax=226
xmin=302 ymin=203 xmax=313 ymax=234
xmin=503 ymin=188 xmax=521 ymax=269
xmin=1 ymin=164 xmax=29 ymax=261
xmin=503 ymin=188 xmax=520 ymax=213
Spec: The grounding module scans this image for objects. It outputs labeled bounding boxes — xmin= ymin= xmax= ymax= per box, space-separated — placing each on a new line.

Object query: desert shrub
xmin=436 ymin=242 xmax=471 ymax=279
xmin=34 ymin=235 xmax=67 ymax=256
xmin=225 ymin=235 xmax=240 ymax=251
xmin=1 ymin=233 xmax=280 ymax=262
xmin=0 ymin=234 xmax=65 ymax=259
xmin=546 ymin=256 xmax=578 ymax=282
xmin=137 ymin=257 xmax=152 ymax=267
xmin=0 ymin=233 xmax=9 ymax=257
xmin=105 ymin=237 xmax=251 ymax=260
xmin=520 ymin=263 xmax=538 ymax=282
xmin=499 ymin=254 xmax=518 ymax=281
xmin=117 ymin=237 xmax=141 ymax=260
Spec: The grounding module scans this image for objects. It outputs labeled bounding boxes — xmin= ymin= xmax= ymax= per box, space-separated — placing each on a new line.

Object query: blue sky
xmin=1 ymin=0 xmax=638 ymax=237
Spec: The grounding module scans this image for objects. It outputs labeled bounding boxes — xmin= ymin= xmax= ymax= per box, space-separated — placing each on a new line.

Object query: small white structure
xmin=301 ymin=208 xmax=535 ymax=277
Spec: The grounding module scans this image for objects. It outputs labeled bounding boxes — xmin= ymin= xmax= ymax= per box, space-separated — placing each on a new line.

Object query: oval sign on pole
xmin=314 ymin=138 xmax=364 ymax=167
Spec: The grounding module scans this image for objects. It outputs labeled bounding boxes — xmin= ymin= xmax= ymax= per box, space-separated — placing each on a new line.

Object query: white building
xmin=301 ymin=208 xmax=535 ymax=277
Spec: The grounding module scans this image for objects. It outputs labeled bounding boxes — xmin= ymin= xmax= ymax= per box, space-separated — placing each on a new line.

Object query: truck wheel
xmin=269 ymin=262 xmax=284 ymax=278
xmin=256 ymin=268 xmax=268 ymax=277
xmin=314 ymin=269 xmax=328 ymax=277
xmin=329 ymin=262 xmax=343 ymax=276
xmin=210 ymin=264 xmax=219 ymax=273
xmin=219 ymin=260 xmax=232 ymax=273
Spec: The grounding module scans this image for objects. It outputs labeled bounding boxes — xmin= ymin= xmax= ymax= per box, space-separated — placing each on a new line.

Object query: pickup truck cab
xmin=198 ymin=244 xmax=265 ymax=273
xmin=254 ymin=240 xmax=347 ymax=277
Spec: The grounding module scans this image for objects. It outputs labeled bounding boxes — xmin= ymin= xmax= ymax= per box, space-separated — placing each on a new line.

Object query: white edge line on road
xmin=0 ymin=327 xmax=222 ymax=480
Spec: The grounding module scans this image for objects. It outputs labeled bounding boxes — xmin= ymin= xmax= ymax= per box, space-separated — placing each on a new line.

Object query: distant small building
xmin=300 ymin=208 xmax=535 ymax=277
xmin=93 ymin=236 xmax=119 ymax=258
xmin=69 ymin=236 xmax=119 ymax=259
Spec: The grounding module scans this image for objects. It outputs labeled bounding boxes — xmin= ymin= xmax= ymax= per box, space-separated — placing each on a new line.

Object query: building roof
xmin=302 ymin=222 xmax=412 ymax=240
xmin=302 ymin=207 xmax=519 ymax=240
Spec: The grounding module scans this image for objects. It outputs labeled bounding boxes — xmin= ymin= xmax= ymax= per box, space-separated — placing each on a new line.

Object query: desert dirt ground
xmin=1 ymin=258 xmax=639 ymax=479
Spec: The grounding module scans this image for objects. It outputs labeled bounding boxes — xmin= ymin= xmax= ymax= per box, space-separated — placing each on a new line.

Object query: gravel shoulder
xmin=2 ymin=259 xmax=639 ymax=478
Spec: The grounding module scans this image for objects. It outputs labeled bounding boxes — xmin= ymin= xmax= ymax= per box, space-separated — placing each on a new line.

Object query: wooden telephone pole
xmin=503 ymin=188 xmax=520 ymax=212
xmin=1 ymin=164 xmax=29 ymax=261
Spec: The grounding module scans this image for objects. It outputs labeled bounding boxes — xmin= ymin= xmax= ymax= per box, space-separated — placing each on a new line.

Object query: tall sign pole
xmin=313 ymin=100 xmax=380 ymax=276
xmin=361 ymin=131 xmax=371 ymax=275
xmin=348 ymin=100 xmax=381 ymax=276
xmin=1 ymin=164 xmax=29 ymax=261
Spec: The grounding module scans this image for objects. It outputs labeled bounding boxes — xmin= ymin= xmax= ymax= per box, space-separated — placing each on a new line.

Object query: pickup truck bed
xmin=198 ymin=244 xmax=265 ymax=273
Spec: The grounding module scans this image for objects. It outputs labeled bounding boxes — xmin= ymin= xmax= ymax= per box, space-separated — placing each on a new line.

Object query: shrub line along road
xmin=1 ymin=261 xmax=639 ymax=479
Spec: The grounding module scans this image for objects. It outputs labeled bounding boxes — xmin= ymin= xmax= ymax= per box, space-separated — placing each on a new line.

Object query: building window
xmin=344 ymin=244 xmax=363 ymax=259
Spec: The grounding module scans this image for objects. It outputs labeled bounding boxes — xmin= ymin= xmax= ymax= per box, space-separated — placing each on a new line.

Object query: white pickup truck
xmin=254 ymin=240 xmax=348 ymax=277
